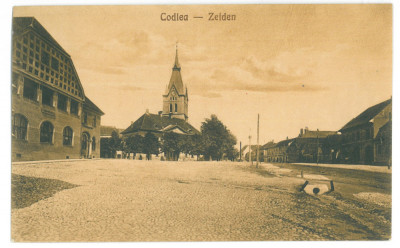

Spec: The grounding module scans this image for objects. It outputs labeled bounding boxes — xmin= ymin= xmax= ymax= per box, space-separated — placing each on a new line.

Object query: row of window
xmin=12 ymin=114 xmax=96 ymax=150
xmin=14 ymin=75 xmax=80 ymax=115
xmin=343 ymin=128 xmax=373 ymax=143
xmin=14 ymin=32 xmax=82 ymax=96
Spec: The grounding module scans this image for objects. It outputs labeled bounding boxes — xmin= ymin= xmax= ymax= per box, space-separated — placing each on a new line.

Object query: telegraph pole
xmin=256 ymin=114 xmax=260 ymax=168
xmin=249 ymin=134 xmax=252 ymax=165
xmin=316 ymin=128 xmax=319 ymax=165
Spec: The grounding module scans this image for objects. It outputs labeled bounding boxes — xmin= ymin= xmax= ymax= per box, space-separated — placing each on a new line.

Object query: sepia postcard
xmin=10 ymin=3 xmax=392 ymax=242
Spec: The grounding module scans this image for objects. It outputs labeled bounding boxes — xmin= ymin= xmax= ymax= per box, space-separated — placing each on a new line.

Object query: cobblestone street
xmin=11 ymin=159 xmax=391 ymax=241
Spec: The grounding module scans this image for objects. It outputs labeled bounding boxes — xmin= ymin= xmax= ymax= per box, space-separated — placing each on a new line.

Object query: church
xmin=120 ymin=48 xmax=199 ymax=144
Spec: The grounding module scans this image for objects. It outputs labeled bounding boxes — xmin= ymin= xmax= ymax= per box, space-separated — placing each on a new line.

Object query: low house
xmin=286 ymin=128 xmax=338 ymax=163
xmin=242 ymin=145 xmax=264 ymax=162
xmin=264 ymin=138 xmax=294 ymax=163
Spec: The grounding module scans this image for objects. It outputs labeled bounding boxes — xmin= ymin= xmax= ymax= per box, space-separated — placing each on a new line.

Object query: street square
xmin=11 ymin=159 xmax=391 ymax=241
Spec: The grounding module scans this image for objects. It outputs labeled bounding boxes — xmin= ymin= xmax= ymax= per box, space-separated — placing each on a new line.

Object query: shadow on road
xmin=12 ymin=173 xmax=78 ymax=209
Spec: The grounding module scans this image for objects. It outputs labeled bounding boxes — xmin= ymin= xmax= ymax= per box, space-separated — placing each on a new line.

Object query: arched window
xmin=169 ymin=104 xmax=172 ymax=113
xmin=63 ymin=126 xmax=73 ymax=146
xmin=12 ymin=114 xmax=28 ymax=140
xmin=40 ymin=121 xmax=53 ymax=143
xmin=92 ymin=137 xmax=96 ymax=151
xmin=175 ymin=103 xmax=178 ymax=112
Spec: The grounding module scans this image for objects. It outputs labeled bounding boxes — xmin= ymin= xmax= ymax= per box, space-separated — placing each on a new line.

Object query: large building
xmin=121 ymin=48 xmax=198 ymax=138
xmin=120 ymin=48 xmax=199 ymax=160
xmin=11 ymin=17 xmax=104 ymax=161
xmin=339 ymin=98 xmax=392 ymax=165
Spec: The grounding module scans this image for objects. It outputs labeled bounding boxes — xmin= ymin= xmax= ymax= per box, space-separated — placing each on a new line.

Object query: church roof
xmin=121 ymin=112 xmax=199 ymax=135
xmin=340 ymin=98 xmax=391 ymax=131
xmin=166 ymin=48 xmax=185 ymax=95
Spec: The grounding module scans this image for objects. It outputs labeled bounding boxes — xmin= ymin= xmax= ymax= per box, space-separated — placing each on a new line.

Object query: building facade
xmin=263 ymin=138 xmax=294 ymax=163
xmin=286 ymin=128 xmax=339 ymax=163
xmin=12 ymin=17 xmax=104 ymax=161
xmin=339 ymin=98 xmax=391 ymax=165
xmin=263 ymin=128 xmax=339 ymax=164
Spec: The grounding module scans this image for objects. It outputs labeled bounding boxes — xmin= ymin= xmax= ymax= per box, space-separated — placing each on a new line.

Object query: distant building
xmin=11 ymin=17 xmax=104 ymax=161
xmin=242 ymin=145 xmax=264 ymax=162
xmin=262 ymin=128 xmax=339 ymax=164
xmin=339 ymin=98 xmax=392 ymax=165
xmin=120 ymin=48 xmax=199 ymax=160
xmin=99 ymin=126 xmax=124 ymax=158
xmin=263 ymin=138 xmax=294 ymax=163
xmin=100 ymin=125 xmax=123 ymax=139
xmin=286 ymin=128 xmax=339 ymax=163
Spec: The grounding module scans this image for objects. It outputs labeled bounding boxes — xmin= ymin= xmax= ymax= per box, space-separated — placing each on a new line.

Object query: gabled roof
xmin=340 ymin=99 xmax=392 ymax=131
xmin=83 ymin=97 xmax=104 ymax=115
xmin=121 ymin=112 xmax=199 ymax=135
xmin=299 ymin=130 xmax=338 ymax=139
xmin=13 ymin=17 xmax=86 ymax=101
xmin=100 ymin=126 xmax=122 ymax=137
xmin=262 ymin=141 xmax=276 ymax=149
xmin=276 ymin=138 xmax=294 ymax=147
xmin=13 ymin=17 xmax=68 ymax=55
xmin=242 ymin=145 xmax=262 ymax=151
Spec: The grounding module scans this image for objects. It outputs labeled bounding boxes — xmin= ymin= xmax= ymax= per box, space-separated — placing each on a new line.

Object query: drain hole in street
xmin=313 ymin=187 xmax=320 ymax=194
xmin=177 ymin=180 xmax=189 ymax=184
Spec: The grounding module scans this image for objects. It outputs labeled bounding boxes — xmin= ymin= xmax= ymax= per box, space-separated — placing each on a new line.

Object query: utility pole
xmin=249 ymin=134 xmax=252 ymax=165
xmin=256 ymin=114 xmax=260 ymax=168
xmin=316 ymin=128 xmax=319 ymax=165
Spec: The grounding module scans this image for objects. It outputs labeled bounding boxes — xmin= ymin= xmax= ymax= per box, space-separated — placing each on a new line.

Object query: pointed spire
xmin=173 ymin=42 xmax=181 ymax=71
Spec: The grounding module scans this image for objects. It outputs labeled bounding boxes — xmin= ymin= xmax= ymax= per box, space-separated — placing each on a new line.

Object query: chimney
xmin=305 ymin=126 xmax=309 ymax=133
xmin=145 ymin=109 xmax=150 ymax=115
xmin=300 ymin=128 xmax=303 ymax=137
xmin=286 ymin=136 xmax=288 ymax=140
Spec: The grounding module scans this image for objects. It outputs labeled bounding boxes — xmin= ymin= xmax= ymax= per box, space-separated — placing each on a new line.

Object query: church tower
xmin=162 ymin=46 xmax=189 ymax=121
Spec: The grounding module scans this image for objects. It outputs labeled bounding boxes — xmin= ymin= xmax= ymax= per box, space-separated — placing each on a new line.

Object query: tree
xmin=108 ymin=130 xmax=122 ymax=158
xmin=100 ymin=137 xmax=111 ymax=158
xmin=142 ymin=132 xmax=160 ymax=160
xmin=161 ymin=132 xmax=183 ymax=161
xmin=124 ymin=134 xmax=144 ymax=155
xmin=201 ymin=115 xmax=237 ymax=161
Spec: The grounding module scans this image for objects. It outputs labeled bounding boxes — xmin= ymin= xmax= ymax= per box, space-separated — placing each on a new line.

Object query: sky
xmin=13 ymin=4 xmax=392 ymax=146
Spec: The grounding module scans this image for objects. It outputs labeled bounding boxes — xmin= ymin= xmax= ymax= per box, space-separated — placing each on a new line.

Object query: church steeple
xmin=162 ymin=46 xmax=188 ymax=121
xmin=173 ymin=43 xmax=180 ymax=71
